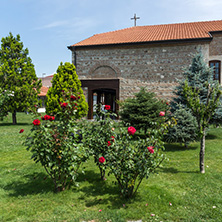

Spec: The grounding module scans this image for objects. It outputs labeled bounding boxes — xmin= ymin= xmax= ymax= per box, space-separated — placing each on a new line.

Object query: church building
xmin=68 ymin=20 xmax=222 ymax=119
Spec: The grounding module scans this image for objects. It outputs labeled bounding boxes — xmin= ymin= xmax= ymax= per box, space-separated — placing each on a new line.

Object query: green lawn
xmin=0 ymin=113 xmax=222 ymax=222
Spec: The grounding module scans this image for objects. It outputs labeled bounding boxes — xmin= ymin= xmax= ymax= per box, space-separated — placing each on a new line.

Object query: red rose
xmin=70 ymin=95 xmax=76 ymax=101
xmin=50 ymin=116 xmax=55 ymax=121
xmin=159 ymin=111 xmax=165 ymax=117
xmin=147 ymin=146 xmax=154 ymax=154
xmin=19 ymin=129 xmax=24 ymax=133
xmin=104 ymin=105 xmax=111 ymax=110
xmin=111 ymin=136 xmax=115 ymax=142
xmin=128 ymin=126 xmax=136 ymax=135
xmin=43 ymin=115 xmax=51 ymax=120
xmin=33 ymin=119 xmax=41 ymax=126
xmin=107 ymin=141 xmax=111 ymax=146
xmin=99 ymin=156 xmax=105 ymax=163
xmin=61 ymin=102 xmax=68 ymax=108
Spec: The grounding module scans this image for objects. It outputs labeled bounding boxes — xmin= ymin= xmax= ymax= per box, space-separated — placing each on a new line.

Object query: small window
xmin=209 ymin=60 xmax=221 ymax=83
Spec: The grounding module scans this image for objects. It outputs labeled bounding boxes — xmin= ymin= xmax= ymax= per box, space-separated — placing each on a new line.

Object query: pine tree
xmin=120 ymin=87 xmax=168 ymax=133
xmin=46 ymin=62 xmax=88 ymax=118
xmin=0 ymin=32 xmax=42 ymax=124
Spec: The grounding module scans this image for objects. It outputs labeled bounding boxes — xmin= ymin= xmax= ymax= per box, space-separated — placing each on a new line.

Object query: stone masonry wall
xmin=209 ymin=33 xmax=222 ymax=56
xmin=74 ymin=42 xmax=209 ymax=101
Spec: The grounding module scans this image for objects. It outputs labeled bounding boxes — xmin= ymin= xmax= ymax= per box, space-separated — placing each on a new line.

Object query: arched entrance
xmin=81 ymin=79 xmax=119 ymax=119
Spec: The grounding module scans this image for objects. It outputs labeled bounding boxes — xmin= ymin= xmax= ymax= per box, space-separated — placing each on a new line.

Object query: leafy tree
xmin=183 ymin=71 xmax=222 ymax=173
xmin=0 ymin=32 xmax=41 ymax=124
xmin=119 ymin=87 xmax=168 ymax=133
xmin=0 ymin=88 xmax=11 ymax=120
xmin=46 ymin=62 xmax=88 ymax=118
xmin=164 ymin=104 xmax=198 ymax=147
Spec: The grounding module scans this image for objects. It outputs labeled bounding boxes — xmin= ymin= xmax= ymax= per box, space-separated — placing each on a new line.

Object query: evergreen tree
xmin=119 ymin=87 xmax=168 ymax=133
xmin=0 ymin=32 xmax=42 ymax=124
xmin=171 ymin=53 xmax=222 ymax=124
xmin=171 ymin=53 xmax=213 ymax=109
xmin=164 ymin=104 xmax=198 ymax=147
xmin=46 ymin=62 xmax=88 ymax=118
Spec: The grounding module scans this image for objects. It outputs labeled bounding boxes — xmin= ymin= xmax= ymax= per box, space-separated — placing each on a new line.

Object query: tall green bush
xmin=46 ymin=62 xmax=88 ymax=118
xmin=120 ymin=87 xmax=168 ymax=133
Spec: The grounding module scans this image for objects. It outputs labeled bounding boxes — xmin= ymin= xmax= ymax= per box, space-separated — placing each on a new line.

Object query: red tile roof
xmin=38 ymin=86 xmax=49 ymax=96
xmin=72 ymin=20 xmax=222 ymax=47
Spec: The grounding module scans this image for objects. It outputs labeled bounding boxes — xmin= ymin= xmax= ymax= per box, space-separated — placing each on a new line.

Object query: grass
xmin=0 ymin=113 xmax=222 ymax=222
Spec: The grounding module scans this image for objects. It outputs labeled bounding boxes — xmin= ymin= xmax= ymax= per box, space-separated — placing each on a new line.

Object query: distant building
xmin=38 ymin=75 xmax=53 ymax=108
xmin=68 ymin=20 xmax=222 ymax=119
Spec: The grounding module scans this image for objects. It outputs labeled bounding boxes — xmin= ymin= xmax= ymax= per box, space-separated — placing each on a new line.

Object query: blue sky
xmin=1 ymin=0 xmax=222 ymax=77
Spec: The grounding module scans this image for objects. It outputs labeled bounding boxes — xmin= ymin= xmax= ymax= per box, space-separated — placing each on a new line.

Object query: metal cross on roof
xmin=131 ymin=13 xmax=140 ymax=26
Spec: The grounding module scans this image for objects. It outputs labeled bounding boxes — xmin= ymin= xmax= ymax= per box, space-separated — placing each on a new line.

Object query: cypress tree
xmin=46 ymin=62 xmax=88 ymax=118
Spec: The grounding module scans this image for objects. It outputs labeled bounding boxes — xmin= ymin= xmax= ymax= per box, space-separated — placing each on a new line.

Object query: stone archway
xmin=89 ymin=62 xmax=121 ymax=79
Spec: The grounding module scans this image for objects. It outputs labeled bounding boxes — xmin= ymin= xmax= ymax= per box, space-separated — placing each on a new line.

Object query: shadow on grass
xmin=164 ymin=143 xmax=198 ymax=152
xmin=2 ymin=172 xmax=54 ymax=197
xmin=76 ymin=170 xmax=141 ymax=208
xmin=0 ymin=122 xmax=30 ymax=126
xmin=205 ymin=133 xmax=218 ymax=140
xmin=158 ymin=167 xmax=199 ymax=174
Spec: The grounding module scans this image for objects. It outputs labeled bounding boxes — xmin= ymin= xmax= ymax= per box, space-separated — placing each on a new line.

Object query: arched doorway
xmin=81 ymin=79 xmax=119 ymax=119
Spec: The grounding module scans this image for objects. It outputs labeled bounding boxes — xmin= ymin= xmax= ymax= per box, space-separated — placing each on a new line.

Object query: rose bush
xmin=80 ymin=104 xmax=116 ymax=180
xmin=104 ymin=113 xmax=175 ymax=198
xmin=24 ymin=91 xmax=89 ymax=192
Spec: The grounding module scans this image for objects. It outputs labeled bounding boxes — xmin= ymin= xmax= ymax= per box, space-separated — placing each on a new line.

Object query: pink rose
xmin=128 ymin=126 xmax=136 ymax=135
xmin=147 ymin=146 xmax=154 ymax=154
xmin=159 ymin=111 xmax=165 ymax=116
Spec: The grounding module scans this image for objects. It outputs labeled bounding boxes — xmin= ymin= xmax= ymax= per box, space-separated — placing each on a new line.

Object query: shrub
xmin=24 ymin=91 xmax=89 ymax=192
xmin=164 ymin=104 xmax=198 ymax=147
xmin=106 ymin=112 xmax=174 ymax=198
xmin=81 ymin=104 xmax=117 ymax=180
xmin=119 ymin=87 xmax=169 ymax=133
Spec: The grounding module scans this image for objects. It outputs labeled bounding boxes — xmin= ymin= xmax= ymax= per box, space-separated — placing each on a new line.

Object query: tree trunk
xmin=200 ymin=129 xmax=205 ymax=173
xmin=12 ymin=111 xmax=17 ymax=125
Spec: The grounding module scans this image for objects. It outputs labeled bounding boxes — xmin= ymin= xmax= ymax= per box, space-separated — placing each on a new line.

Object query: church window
xmin=209 ymin=60 xmax=221 ymax=83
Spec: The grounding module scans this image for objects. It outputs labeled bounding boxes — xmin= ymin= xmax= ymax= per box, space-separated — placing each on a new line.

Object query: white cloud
xmin=34 ymin=20 xmax=69 ymax=30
